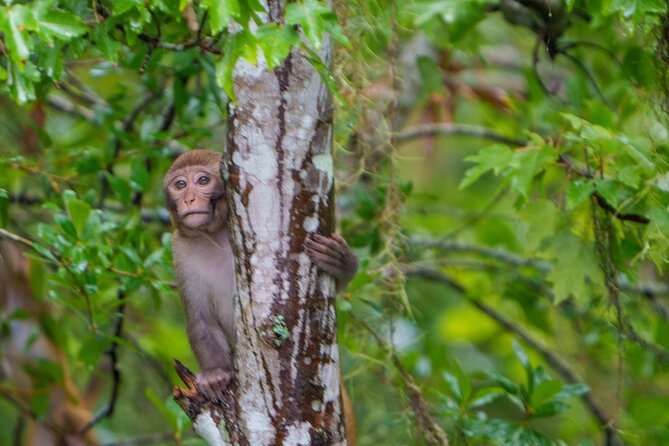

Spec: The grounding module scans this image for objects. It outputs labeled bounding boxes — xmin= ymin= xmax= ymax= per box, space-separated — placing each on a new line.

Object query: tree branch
xmin=172 ymin=360 xmax=235 ymax=446
xmin=396 ymin=123 xmax=526 ymax=146
xmin=0 ymin=388 xmax=64 ymax=439
xmin=46 ymin=95 xmax=97 ymax=123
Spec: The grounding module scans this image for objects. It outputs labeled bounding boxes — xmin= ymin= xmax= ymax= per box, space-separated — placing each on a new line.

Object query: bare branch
xmin=46 ymin=95 xmax=97 ymax=123
xmin=172 ymin=360 xmax=235 ymax=446
xmin=396 ymin=123 xmax=526 ymax=147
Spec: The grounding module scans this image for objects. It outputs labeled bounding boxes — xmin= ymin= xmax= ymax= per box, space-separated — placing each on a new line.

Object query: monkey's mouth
xmin=180 ymin=210 xmax=210 ymax=218
xmin=179 ymin=210 xmax=212 ymax=228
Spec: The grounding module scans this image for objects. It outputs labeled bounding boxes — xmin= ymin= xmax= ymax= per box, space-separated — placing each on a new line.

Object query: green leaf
xmin=322 ymin=12 xmax=351 ymax=48
xmin=6 ymin=61 xmax=36 ymax=103
xmin=216 ymin=33 xmax=241 ymax=101
xmin=202 ymin=0 xmax=239 ymax=33
xmin=566 ymin=180 xmax=595 ymax=209
xmin=111 ymin=0 xmax=142 ymax=15
xmin=411 ymin=0 xmax=487 ymax=42
xmin=460 ymin=144 xmax=513 ymax=189
xmin=558 ymin=383 xmax=590 ymax=398
xmin=532 ymin=379 xmax=562 ymax=407
xmin=107 ymin=175 xmax=133 ymax=205
xmin=36 ymin=10 xmax=87 ymax=43
xmin=545 ymin=232 xmax=604 ymax=304
xmin=490 ymin=372 xmax=519 ymax=396
xmin=533 ymin=400 xmax=570 ymax=418
xmin=75 ymin=154 xmax=103 ymax=174
xmin=285 ymin=0 xmax=332 ymax=49
xmin=130 ymin=158 xmax=150 ymax=191
xmin=92 ymin=25 xmax=122 ymax=62
xmin=256 ymin=24 xmax=299 ymax=70
xmin=78 ymin=332 xmax=110 ymax=366
xmin=513 ymin=340 xmax=533 ymax=387
xmin=594 ymin=179 xmax=627 ymax=208
xmin=508 ymin=146 xmax=556 ymax=199
xmin=442 ymin=372 xmax=462 ymax=400
xmin=66 ymin=199 xmax=91 ymax=236
xmin=469 ymin=388 xmax=504 ymax=409
xmin=54 ymin=214 xmax=77 ymax=238
xmin=31 ymin=240 xmax=57 ymax=262
xmin=565 ymin=0 xmax=575 ymax=12
xmin=3 ymin=4 xmax=36 ymax=69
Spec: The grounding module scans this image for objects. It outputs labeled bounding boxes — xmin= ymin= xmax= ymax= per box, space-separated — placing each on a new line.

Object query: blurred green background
xmin=2 ymin=1 xmax=669 ymax=445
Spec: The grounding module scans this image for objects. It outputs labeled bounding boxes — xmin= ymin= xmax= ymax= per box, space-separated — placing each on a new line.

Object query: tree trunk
xmin=175 ymin=3 xmax=344 ymax=445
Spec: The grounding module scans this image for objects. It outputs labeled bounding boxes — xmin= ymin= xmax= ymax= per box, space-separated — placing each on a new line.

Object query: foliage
xmin=1 ymin=0 xmax=669 ymax=445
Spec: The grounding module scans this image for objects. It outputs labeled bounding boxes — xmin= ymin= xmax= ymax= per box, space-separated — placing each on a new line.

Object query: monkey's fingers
xmin=306 ymin=235 xmax=346 ymax=262
xmin=307 ymin=249 xmax=347 ymax=279
xmin=306 ymin=245 xmax=341 ymax=269
xmin=197 ymin=369 xmax=231 ymax=402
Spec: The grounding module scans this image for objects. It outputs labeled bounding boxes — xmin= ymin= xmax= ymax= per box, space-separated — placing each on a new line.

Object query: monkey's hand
xmin=306 ymin=234 xmax=359 ymax=292
xmin=196 ymin=368 xmax=232 ymax=402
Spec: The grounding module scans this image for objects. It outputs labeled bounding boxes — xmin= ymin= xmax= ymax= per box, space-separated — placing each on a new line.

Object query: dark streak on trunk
xmin=222 ymin=2 xmax=343 ymax=441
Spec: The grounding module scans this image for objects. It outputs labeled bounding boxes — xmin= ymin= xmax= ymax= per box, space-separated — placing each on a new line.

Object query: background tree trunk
xmin=219 ymin=4 xmax=344 ymax=445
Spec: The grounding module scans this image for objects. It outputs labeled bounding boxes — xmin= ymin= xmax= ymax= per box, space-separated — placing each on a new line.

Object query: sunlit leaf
xmin=2 ymin=5 xmax=36 ymax=69
xmin=36 ymin=10 xmax=86 ymax=43
xmin=202 ymin=0 xmax=239 ymax=33
xmin=256 ymin=24 xmax=299 ymax=70
xmin=460 ymin=144 xmax=513 ymax=189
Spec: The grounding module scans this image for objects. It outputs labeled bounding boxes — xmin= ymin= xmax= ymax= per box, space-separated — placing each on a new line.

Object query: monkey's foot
xmin=196 ymin=368 xmax=232 ymax=402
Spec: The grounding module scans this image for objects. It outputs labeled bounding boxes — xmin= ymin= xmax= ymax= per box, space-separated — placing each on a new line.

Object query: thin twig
xmin=0 ymin=388 xmax=63 ymax=438
xmin=45 ymin=95 xmax=97 ymax=123
xmin=395 ymin=123 xmax=526 ymax=147
xmin=80 ymin=290 xmax=125 ymax=434
xmin=560 ymin=51 xmax=614 ymax=110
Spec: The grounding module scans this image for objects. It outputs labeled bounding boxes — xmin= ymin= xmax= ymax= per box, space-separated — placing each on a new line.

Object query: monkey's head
xmin=163 ymin=150 xmax=227 ymax=234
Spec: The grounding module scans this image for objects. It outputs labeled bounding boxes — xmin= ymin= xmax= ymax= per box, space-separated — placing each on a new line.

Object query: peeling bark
xmin=213 ymin=3 xmax=344 ymax=445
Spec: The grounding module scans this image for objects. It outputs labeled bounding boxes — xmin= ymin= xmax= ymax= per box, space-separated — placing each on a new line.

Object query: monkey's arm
xmin=306 ymin=234 xmax=359 ymax=292
xmin=184 ymin=303 xmax=232 ymax=400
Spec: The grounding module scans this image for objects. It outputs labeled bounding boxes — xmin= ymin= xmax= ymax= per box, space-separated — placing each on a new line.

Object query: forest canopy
xmin=1 ymin=0 xmax=669 ymax=445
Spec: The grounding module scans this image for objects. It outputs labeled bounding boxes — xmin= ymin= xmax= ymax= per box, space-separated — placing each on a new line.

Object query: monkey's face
xmin=165 ymin=165 xmax=227 ymax=231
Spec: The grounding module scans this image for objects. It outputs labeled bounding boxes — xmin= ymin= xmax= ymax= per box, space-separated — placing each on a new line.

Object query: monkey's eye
xmin=175 ymin=179 xmax=187 ymax=189
xmin=197 ymin=176 xmax=210 ymax=185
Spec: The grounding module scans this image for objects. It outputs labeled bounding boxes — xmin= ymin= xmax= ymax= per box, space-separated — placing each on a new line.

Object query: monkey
xmin=164 ymin=149 xmax=358 ymax=440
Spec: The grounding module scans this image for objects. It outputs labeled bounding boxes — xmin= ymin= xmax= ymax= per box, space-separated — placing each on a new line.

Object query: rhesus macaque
xmin=164 ymin=150 xmax=358 ymax=439
xmin=0 ymin=241 xmax=102 ymax=446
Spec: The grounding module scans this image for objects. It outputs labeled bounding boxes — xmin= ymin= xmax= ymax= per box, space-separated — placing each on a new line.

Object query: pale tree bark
xmin=174 ymin=2 xmax=345 ymax=445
